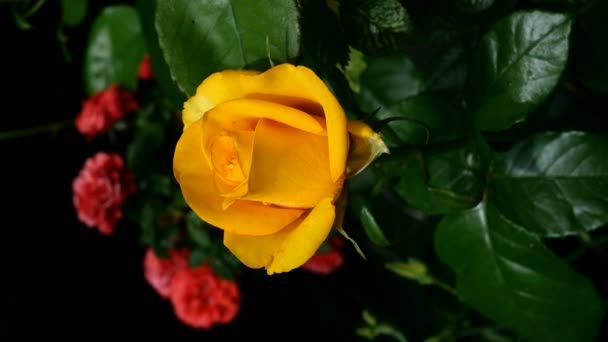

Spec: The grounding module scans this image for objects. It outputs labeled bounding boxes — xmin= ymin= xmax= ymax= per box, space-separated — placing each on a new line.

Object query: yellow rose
xmin=173 ymin=64 xmax=387 ymax=275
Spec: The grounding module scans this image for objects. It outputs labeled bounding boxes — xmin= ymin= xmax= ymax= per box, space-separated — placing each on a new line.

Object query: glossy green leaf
xmin=420 ymin=45 xmax=467 ymax=95
xmin=360 ymin=204 xmax=390 ymax=247
xmin=435 ymin=202 xmax=603 ymax=342
xmin=156 ymin=0 xmax=301 ymax=97
xmin=83 ymin=5 xmax=145 ymax=94
xmin=376 ymin=96 xmax=466 ymax=147
xmin=395 ymin=144 xmax=485 ymax=216
xmin=340 ymin=0 xmax=411 ymax=56
xmin=61 ymin=0 xmax=88 ymax=27
xmin=136 ymin=0 xmax=186 ymax=112
xmin=356 ymin=54 xmax=423 ymax=113
xmin=491 ymin=131 xmax=608 ymax=237
xmin=467 ymin=11 xmax=572 ymax=131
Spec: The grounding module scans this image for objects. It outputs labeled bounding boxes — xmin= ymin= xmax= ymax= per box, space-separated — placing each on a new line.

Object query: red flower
xmin=138 ymin=53 xmax=154 ymax=80
xmin=75 ymin=84 xmax=139 ymax=139
xmin=72 ymin=152 xmax=136 ymax=235
xmin=301 ymin=236 xmax=344 ymax=275
xmin=144 ymin=248 xmax=189 ymax=299
xmin=170 ymin=264 xmax=240 ymax=330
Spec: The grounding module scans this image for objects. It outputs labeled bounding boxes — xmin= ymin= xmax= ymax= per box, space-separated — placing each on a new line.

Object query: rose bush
xmin=11 ymin=0 xmax=607 ymax=338
xmin=173 ymin=63 xmax=387 ymax=275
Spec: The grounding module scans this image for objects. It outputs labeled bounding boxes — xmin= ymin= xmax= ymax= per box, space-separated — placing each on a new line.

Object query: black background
xmin=0 ymin=2 xmax=362 ymax=339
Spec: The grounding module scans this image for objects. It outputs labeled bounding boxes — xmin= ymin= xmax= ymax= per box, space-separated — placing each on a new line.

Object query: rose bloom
xmin=75 ymin=84 xmax=139 ymax=139
xmin=143 ymin=248 xmax=189 ymax=298
xmin=72 ymin=152 xmax=136 ymax=235
xmin=138 ymin=53 xmax=154 ymax=80
xmin=170 ymin=265 xmax=240 ymax=330
xmin=173 ymin=64 xmax=387 ymax=275
xmin=301 ymin=236 xmax=344 ymax=275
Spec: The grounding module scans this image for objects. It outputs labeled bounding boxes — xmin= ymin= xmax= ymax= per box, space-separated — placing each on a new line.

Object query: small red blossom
xmin=138 ymin=53 xmax=154 ymax=80
xmin=72 ymin=152 xmax=136 ymax=235
xmin=75 ymin=84 xmax=139 ymax=139
xmin=301 ymin=236 xmax=344 ymax=275
xmin=144 ymin=248 xmax=190 ymax=299
xmin=170 ymin=264 xmax=240 ymax=330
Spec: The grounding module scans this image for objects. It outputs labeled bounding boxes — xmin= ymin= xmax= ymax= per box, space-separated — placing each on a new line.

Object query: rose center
xmin=209 ymin=134 xmax=245 ymax=186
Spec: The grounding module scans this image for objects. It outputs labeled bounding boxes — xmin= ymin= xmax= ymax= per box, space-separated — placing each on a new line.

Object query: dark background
xmin=0 ymin=2 xmax=363 ymax=339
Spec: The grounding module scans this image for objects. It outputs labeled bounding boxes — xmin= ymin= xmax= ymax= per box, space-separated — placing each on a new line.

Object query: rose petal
xmin=242 ymin=119 xmax=343 ymax=209
xmin=223 ymin=198 xmax=336 ymax=275
xmin=206 ymin=98 xmax=325 ymax=134
xmin=173 ymin=119 xmax=305 ymax=236
xmin=181 ymin=64 xmax=347 ymax=181
xmin=346 ymin=120 xmax=389 ymax=177
xmin=182 ymin=70 xmax=260 ymax=128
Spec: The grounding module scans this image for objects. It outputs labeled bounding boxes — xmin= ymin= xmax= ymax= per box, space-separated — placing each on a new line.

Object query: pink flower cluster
xmin=72 ymin=152 xmax=136 ymax=235
xmin=144 ymin=249 xmax=241 ymax=329
xmin=75 ymin=84 xmax=139 ymax=139
xmin=72 ymin=55 xmax=153 ymax=234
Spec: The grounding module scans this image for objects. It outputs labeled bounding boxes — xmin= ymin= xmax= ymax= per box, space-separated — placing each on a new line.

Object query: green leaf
xmin=491 ymin=131 xmax=608 ymax=237
xmin=337 ymin=47 xmax=367 ymax=94
xmin=156 ymin=0 xmax=301 ymax=97
xmin=419 ymin=45 xmax=467 ymax=95
xmin=188 ymin=248 xmax=209 ymax=268
xmin=83 ymin=5 xmax=145 ymax=94
xmin=136 ymin=0 xmax=186 ymax=112
xmin=139 ymin=174 xmax=174 ymax=197
xmin=435 ymin=202 xmax=603 ymax=342
xmin=340 ymin=0 xmax=411 ymax=56
xmin=467 ymin=10 xmax=572 ymax=131
xmin=125 ymin=112 xmax=166 ymax=177
xmin=139 ymin=200 xmax=161 ymax=246
xmin=360 ymin=204 xmax=390 ymax=247
xmin=351 ymin=187 xmax=434 ymax=260
xmin=385 ymin=259 xmax=433 ymax=285
xmin=395 ymin=144 xmax=485 ymax=216
xmin=61 ymin=0 xmax=88 ymax=27
xmin=185 ymin=211 xmax=211 ymax=248
xmin=376 ymin=96 xmax=466 ymax=147
xmin=356 ymin=54 xmax=423 ymax=114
